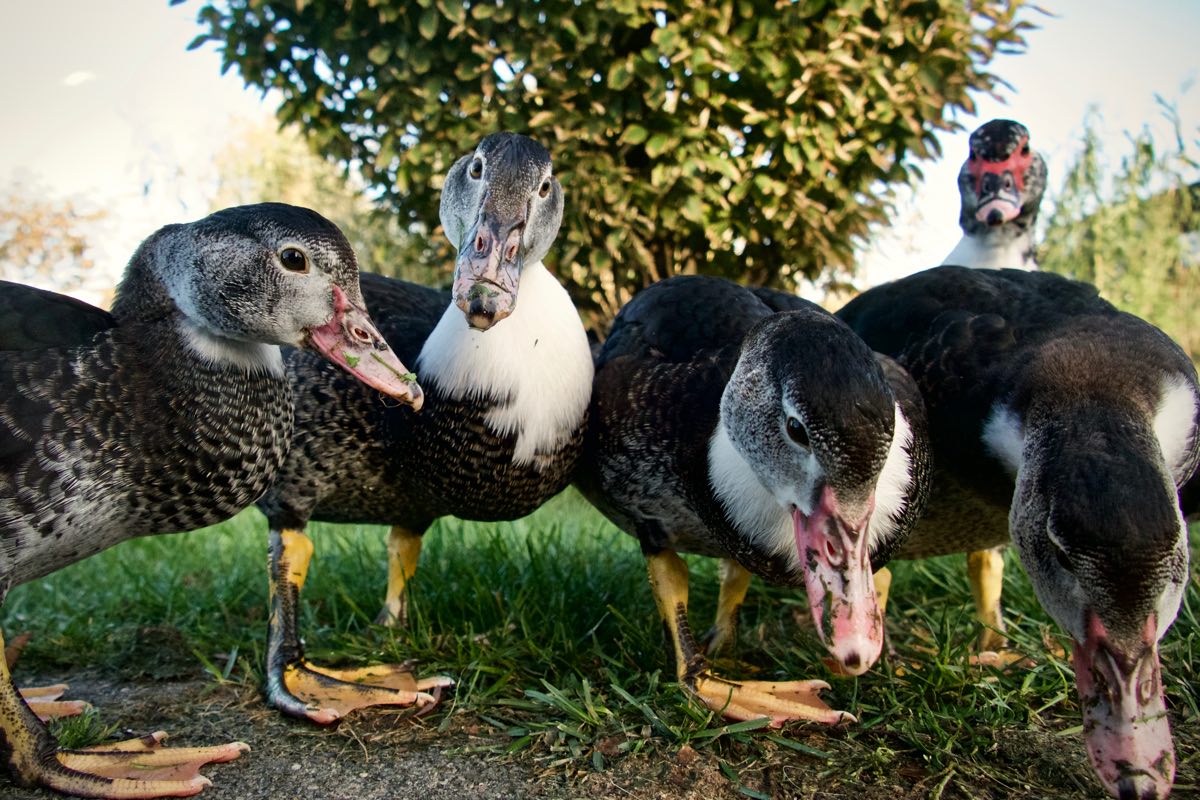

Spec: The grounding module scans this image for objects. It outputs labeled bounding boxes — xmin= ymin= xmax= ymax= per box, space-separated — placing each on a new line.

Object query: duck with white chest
xmin=256 ymin=132 xmax=594 ymax=723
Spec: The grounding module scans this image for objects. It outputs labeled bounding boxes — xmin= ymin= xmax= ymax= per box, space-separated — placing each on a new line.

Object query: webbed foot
xmin=692 ymin=673 xmax=854 ymax=727
xmin=269 ymin=661 xmax=453 ymax=724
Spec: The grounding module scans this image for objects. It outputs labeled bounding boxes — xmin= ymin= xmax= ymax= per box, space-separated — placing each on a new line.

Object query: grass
xmin=3 ymin=489 xmax=1198 ymax=798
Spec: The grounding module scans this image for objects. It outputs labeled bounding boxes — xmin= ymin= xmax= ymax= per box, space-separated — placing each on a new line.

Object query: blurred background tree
xmin=1041 ymin=105 xmax=1199 ymax=363
xmin=210 ymin=118 xmax=442 ymax=286
xmin=0 ymin=184 xmax=108 ymax=297
xmin=185 ymin=0 xmax=1031 ymax=330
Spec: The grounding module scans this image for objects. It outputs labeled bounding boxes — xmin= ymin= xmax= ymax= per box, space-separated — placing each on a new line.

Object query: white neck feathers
xmin=178 ymin=318 xmax=284 ymax=377
xmin=943 ymin=229 xmax=1037 ymax=270
xmin=416 ymin=261 xmax=593 ymax=466
xmin=866 ymin=404 xmax=914 ymax=549
xmin=1154 ymin=374 xmax=1199 ymax=479
xmin=708 ymin=420 xmax=801 ymax=573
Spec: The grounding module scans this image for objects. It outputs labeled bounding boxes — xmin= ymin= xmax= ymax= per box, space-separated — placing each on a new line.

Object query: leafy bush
xmin=1041 ymin=106 xmax=1200 ymax=363
xmin=186 ymin=0 xmax=1031 ymax=329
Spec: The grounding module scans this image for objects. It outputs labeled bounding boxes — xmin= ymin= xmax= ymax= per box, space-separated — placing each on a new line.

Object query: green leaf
xmin=620 ymin=125 xmax=649 ymax=145
xmin=645 ymin=133 xmax=672 ymax=158
xmin=418 ymin=9 xmax=438 ymax=40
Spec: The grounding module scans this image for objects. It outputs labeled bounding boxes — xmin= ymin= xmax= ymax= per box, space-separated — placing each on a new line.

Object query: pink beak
xmin=794 ymin=485 xmax=883 ymax=676
xmin=306 ymin=285 xmax=424 ymax=409
xmin=1072 ymin=614 xmax=1174 ymax=799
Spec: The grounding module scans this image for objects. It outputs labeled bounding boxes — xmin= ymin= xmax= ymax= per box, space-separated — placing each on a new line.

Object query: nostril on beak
xmin=475 ymin=234 xmax=487 ymax=254
xmin=504 ymin=242 xmax=518 ymax=262
xmin=350 ymin=326 xmax=371 ymax=343
xmin=842 ymin=651 xmax=861 ymax=671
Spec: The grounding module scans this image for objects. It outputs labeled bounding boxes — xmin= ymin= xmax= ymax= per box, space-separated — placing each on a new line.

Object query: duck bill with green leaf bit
xmin=451 ymin=197 xmax=525 ymax=331
xmin=1074 ymin=613 xmax=1175 ymax=800
xmin=306 ymin=284 xmax=423 ymax=408
xmin=794 ymin=486 xmax=883 ymax=675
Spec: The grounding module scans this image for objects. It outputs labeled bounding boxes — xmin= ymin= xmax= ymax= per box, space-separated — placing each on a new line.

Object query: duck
xmin=838 ymin=265 xmax=1198 ymax=800
xmin=0 ymin=203 xmax=422 ymax=798
xmin=879 ymin=118 xmax=1050 ymax=659
xmin=255 ymin=132 xmax=593 ymax=723
xmin=942 ymin=118 xmax=1047 ymax=271
xmin=575 ymin=275 xmax=930 ymax=725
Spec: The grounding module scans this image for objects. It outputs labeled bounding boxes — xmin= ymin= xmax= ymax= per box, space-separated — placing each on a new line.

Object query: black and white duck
xmin=943 ymin=118 xmax=1047 ymax=271
xmin=256 ymin=132 xmax=593 ymax=723
xmin=884 ymin=119 xmax=1050 ymax=659
xmin=0 ymin=203 xmax=421 ymax=798
xmin=576 ymin=275 xmax=930 ymax=724
xmin=838 ymin=265 xmax=1198 ymax=800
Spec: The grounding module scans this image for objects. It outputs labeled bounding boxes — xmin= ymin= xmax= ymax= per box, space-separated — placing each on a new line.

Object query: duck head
xmin=116 ymin=203 xmax=422 ymax=407
xmin=439 ymin=132 xmax=564 ymax=330
xmin=957 ymin=119 xmax=1047 ymax=234
xmin=720 ymin=310 xmax=895 ymax=674
xmin=1009 ymin=407 xmax=1187 ymax=800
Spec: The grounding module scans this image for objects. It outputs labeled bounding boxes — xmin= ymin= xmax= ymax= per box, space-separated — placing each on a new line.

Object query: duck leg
xmin=374 ymin=525 xmax=423 ymax=627
xmin=646 ymin=550 xmax=852 ymax=727
xmin=701 ymin=558 xmax=752 ymax=656
xmin=265 ymin=527 xmax=452 ymax=724
xmin=5 ymin=633 xmax=89 ymax=722
xmin=966 ymin=547 xmax=1025 ymax=666
xmin=1 ymin=626 xmax=246 ymax=798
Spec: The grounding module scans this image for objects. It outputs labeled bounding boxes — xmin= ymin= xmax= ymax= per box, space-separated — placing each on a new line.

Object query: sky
xmin=1 ymin=0 xmax=1198 ymax=304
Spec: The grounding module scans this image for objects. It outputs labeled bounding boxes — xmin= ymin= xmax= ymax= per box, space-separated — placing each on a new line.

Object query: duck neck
xmin=416 ymin=261 xmax=593 ymax=466
xmin=944 ymin=213 xmax=1038 ymax=270
xmin=707 ymin=418 xmax=799 ymax=573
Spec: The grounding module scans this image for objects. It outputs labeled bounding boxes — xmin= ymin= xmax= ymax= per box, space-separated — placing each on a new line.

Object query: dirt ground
xmin=0 ymin=672 xmax=749 ymax=800
xmin=1 ymin=669 xmax=1191 ymax=800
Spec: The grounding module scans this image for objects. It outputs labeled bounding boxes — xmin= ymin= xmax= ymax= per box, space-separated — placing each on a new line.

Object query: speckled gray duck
xmin=255 ymin=133 xmax=593 ymax=723
xmin=576 ymin=275 xmax=930 ymax=726
xmin=838 ymin=265 xmax=1199 ymax=800
xmin=0 ymin=203 xmax=421 ymax=799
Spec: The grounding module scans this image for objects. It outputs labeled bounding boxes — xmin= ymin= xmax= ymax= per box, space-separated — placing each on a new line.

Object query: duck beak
xmin=306 ymin=285 xmax=424 ymax=409
xmin=794 ymin=486 xmax=882 ymax=676
xmin=453 ymin=194 xmax=525 ymax=331
xmin=974 ymin=170 xmax=1023 ymax=226
xmin=1072 ymin=614 xmax=1174 ymax=800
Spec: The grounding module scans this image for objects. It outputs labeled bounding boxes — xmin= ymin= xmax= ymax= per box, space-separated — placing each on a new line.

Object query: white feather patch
xmin=415 ymin=262 xmax=593 ymax=466
xmin=178 ymin=319 xmax=284 ymax=377
xmin=707 ymin=420 xmax=800 ymax=573
xmin=982 ymin=404 xmax=1025 ymax=477
xmin=943 ymin=231 xmax=1036 ymax=270
xmin=867 ymin=404 xmax=913 ymax=550
xmin=1153 ymin=374 xmax=1198 ymax=478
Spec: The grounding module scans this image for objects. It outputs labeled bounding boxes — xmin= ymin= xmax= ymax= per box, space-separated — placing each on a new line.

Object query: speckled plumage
xmin=0 ymin=312 xmax=290 ymax=586
xmin=0 ymin=203 xmax=421 ymax=798
xmin=0 ymin=202 xmax=378 ymax=591
xmin=578 ymin=275 xmax=930 ymax=585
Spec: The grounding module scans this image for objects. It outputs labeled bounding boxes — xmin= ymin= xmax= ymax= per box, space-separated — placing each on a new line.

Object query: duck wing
xmin=0 ymin=281 xmax=116 ymax=351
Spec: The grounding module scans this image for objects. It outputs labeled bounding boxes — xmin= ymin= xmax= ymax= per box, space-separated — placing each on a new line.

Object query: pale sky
xmin=1 ymin=1 xmax=1198 ymax=305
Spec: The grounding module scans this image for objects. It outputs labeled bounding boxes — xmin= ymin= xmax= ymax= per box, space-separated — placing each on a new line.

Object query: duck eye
xmin=968 ymin=150 xmax=976 ymax=161
xmin=539 ymin=178 xmax=552 ymax=198
xmin=280 ymin=247 xmax=308 ymax=273
xmin=469 ymin=158 xmax=483 ymax=179
xmin=1052 ymin=543 xmax=1072 ymax=573
xmin=1021 ymin=144 xmax=1030 ymax=156
xmin=785 ymin=417 xmax=809 ymax=447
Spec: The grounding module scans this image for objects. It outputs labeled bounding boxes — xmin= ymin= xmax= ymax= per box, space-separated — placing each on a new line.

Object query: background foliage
xmin=209 ymin=119 xmax=443 ymax=286
xmin=186 ymin=0 xmax=1031 ymax=329
xmin=1040 ymin=106 xmax=1200 ymax=363
xmin=0 ymin=184 xmax=108 ymax=296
